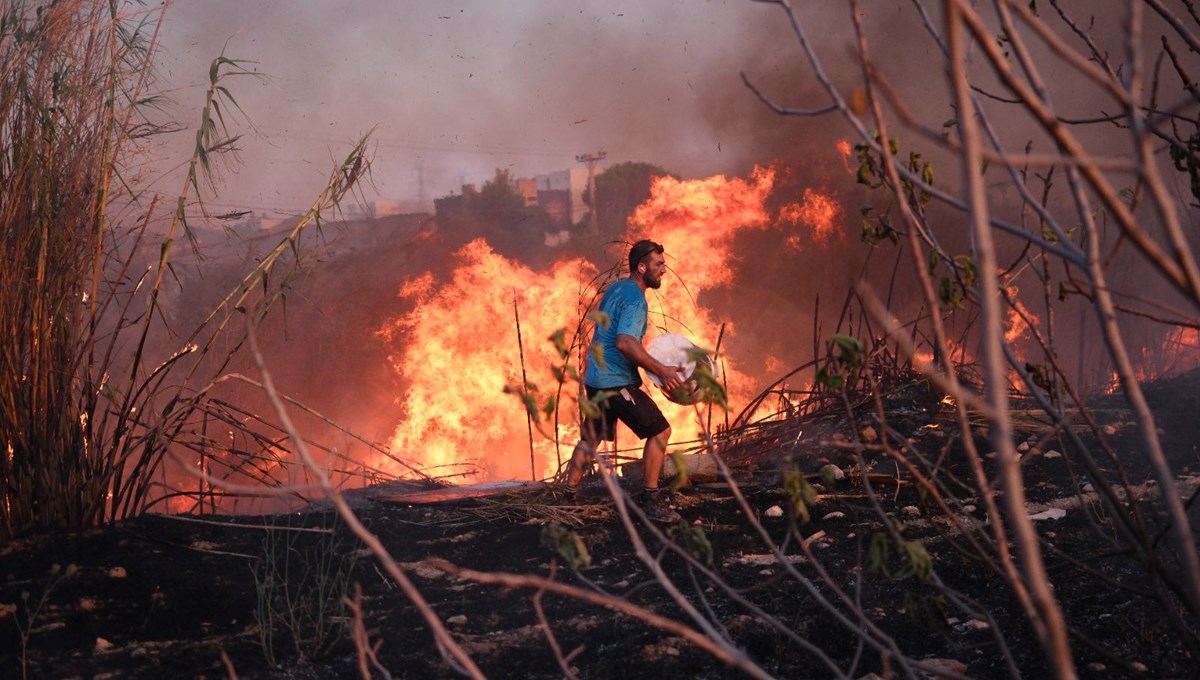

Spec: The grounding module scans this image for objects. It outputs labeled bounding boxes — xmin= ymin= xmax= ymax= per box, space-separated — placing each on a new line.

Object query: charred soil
xmin=2 ymin=372 xmax=1199 ymax=679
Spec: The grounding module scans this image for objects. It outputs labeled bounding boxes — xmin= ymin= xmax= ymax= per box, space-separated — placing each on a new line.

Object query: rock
xmin=859 ymin=425 xmax=878 ymax=442
xmin=106 ymin=567 xmax=127 ymax=579
xmin=1087 ymin=662 xmax=1106 ymax=672
xmin=822 ymin=511 xmax=846 ymax=520
xmin=1016 ymin=441 xmax=1030 ymax=453
xmin=764 ymin=505 xmax=784 ymax=519
xmin=901 ymin=505 xmax=921 ymax=518
xmin=446 ymin=614 xmax=468 ymax=626
xmin=1102 ymin=424 xmax=1119 ymax=436
xmin=819 ymin=463 xmax=845 ymax=482
xmin=963 ymin=619 xmax=990 ymax=630
xmin=1130 ymin=661 xmax=1148 ymax=672
xmin=919 ymin=657 xmax=968 ymax=677
xmin=1043 ymin=450 xmax=1062 ymax=459
xmin=626 ymin=453 xmax=719 ymax=484
xmin=94 ymin=637 xmax=113 ymax=652
xmin=1029 ymin=508 xmax=1066 ymax=521
xmin=401 ymin=560 xmax=446 ymax=580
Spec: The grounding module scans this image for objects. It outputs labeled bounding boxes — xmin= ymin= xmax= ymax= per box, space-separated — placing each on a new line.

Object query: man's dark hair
xmin=628 ymin=239 xmax=664 ymax=272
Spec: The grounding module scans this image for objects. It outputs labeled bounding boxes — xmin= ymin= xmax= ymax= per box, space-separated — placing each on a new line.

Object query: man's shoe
xmin=638 ymin=490 xmax=681 ymax=523
xmin=543 ymin=483 xmax=580 ymax=505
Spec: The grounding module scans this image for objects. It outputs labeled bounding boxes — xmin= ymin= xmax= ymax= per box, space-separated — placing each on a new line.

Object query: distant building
xmin=432 ymin=166 xmax=593 ymax=240
xmin=515 ymin=178 xmax=539 ymax=207
xmin=536 ymin=189 xmax=571 ymax=226
xmin=535 ymin=168 xmax=589 ymax=225
xmin=331 ymin=199 xmax=432 ymax=218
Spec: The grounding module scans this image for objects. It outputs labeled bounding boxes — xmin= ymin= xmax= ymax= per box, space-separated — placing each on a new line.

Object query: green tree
xmin=589 ymin=161 xmax=675 ymax=237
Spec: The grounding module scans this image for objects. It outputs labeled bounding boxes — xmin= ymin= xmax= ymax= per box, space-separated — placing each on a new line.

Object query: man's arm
xmin=616 ymin=334 xmax=684 ymax=392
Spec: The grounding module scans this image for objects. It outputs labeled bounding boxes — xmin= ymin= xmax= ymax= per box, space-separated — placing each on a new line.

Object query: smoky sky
xmin=152 ymin=1 xmax=919 ymax=214
xmin=153 ymin=1 xmax=1194 ymax=228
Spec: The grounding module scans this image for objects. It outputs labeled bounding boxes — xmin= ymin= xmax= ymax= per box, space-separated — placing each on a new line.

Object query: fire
xmin=1002 ymin=282 xmax=1038 ymax=346
xmin=835 ymin=138 xmax=853 ymax=172
xmin=377 ymin=240 xmax=596 ymax=481
xmin=1105 ymin=325 xmax=1200 ymax=393
xmin=630 ymin=166 xmax=776 ymax=289
xmin=377 ymin=164 xmax=848 ymax=483
xmin=779 ymin=187 xmax=842 ymax=247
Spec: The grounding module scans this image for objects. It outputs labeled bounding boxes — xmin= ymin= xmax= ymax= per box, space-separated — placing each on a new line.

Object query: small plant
xmin=253 ymin=516 xmax=361 ymax=668
xmin=867 ymin=521 xmax=933 ymax=583
xmin=12 ymin=563 xmax=77 ymax=680
xmin=541 ymin=521 xmax=591 ymax=569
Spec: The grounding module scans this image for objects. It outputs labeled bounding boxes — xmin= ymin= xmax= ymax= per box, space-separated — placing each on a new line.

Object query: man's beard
xmin=645 ymin=274 xmax=662 ymax=289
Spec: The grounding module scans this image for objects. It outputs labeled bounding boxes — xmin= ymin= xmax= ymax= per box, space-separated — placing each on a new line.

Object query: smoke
xmin=154 ymin=1 xmax=867 ymax=212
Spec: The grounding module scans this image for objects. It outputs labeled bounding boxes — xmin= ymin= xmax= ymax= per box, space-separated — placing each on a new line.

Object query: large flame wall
xmin=379 ymin=166 xmax=815 ymax=482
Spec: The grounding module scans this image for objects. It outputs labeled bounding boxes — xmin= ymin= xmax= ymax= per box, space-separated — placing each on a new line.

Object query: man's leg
xmin=565 ymin=439 xmax=595 ymax=488
xmin=640 ymin=425 xmax=671 ymax=490
xmin=638 ymin=425 xmax=680 ymax=523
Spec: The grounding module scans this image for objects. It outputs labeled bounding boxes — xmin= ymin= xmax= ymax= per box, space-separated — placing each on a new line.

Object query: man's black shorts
xmin=582 ymin=384 xmax=669 ymax=442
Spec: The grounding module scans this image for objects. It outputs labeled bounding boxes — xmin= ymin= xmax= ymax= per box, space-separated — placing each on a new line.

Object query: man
xmin=562 ymin=239 xmax=684 ymax=523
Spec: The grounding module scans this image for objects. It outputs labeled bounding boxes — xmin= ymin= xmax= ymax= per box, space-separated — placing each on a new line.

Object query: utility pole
xmin=576 ymin=150 xmax=606 ymax=234
xmin=415 ymin=158 xmax=427 ymax=212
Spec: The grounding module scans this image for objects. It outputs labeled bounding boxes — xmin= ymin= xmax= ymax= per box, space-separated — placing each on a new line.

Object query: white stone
xmin=1029 ymin=508 xmax=1066 ymax=521
xmin=820 ymin=463 xmax=845 ymax=481
xmin=822 ymin=511 xmax=846 ymax=520
xmin=446 ymin=615 xmax=468 ymax=626
xmin=764 ymin=505 xmax=784 ymax=518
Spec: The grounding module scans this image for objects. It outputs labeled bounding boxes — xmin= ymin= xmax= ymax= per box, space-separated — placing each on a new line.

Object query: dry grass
xmin=0 ymin=1 xmax=377 ymax=541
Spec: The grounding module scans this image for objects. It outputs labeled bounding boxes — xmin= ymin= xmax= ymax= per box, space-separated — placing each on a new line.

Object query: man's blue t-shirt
xmin=585 ymin=278 xmax=647 ymax=389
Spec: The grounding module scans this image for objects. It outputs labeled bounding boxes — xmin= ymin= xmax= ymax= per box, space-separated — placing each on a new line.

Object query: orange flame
xmin=378 ymin=240 xmax=596 ymax=481
xmin=836 ymin=138 xmax=853 ymax=172
xmin=378 ymin=165 xmax=846 ymax=483
xmin=1003 ymin=282 xmax=1038 ymax=346
xmin=779 ymin=188 xmax=842 ymax=247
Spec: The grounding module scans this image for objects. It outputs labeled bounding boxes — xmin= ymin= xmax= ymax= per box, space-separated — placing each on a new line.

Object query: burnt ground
xmin=2 ymin=372 xmax=1199 ymax=679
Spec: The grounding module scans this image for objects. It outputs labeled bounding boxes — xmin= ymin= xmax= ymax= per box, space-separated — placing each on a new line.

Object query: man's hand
xmin=655 ymin=365 xmax=685 ymax=393
xmin=615 ymin=334 xmax=685 ymax=392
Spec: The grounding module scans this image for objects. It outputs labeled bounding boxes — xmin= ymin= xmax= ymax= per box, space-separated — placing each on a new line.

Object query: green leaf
xmin=856 ymin=163 xmax=873 ymax=186
xmin=783 ymin=469 xmax=816 ymax=524
xmin=816 ymin=368 xmax=844 ymax=390
xmin=669 ymin=450 xmax=689 ymax=491
xmin=548 ymin=328 xmax=569 ymax=358
xmin=589 ymin=341 xmax=607 ymax=371
xmin=588 ymin=310 xmax=611 ymax=329
xmin=938 ymin=277 xmax=964 ymax=310
xmin=669 ymin=523 xmax=713 ymax=566
xmin=541 ymin=522 xmax=591 ymax=569
xmin=868 ymin=532 xmax=890 ymax=577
